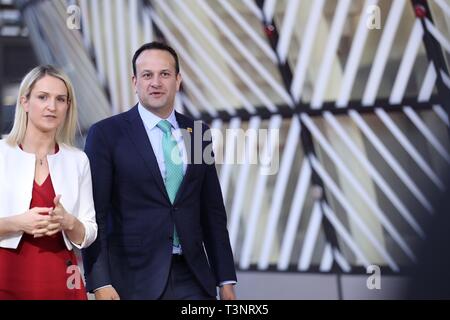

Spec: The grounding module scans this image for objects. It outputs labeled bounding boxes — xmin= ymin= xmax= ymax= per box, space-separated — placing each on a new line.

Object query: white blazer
xmin=0 ymin=139 xmax=97 ymax=250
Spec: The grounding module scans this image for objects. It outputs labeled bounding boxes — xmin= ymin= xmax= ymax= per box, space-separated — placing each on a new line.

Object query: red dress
xmin=0 ymin=151 xmax=87 ymax=300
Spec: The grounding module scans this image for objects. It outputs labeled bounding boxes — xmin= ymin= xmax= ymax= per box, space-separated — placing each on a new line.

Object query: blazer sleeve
xmin=70 ymin=153 xmax=98 ymax=249
xmin=82 ymin=123 xmax=114 ymax=292
xmin=199 ymin=124 xmax=237 ymax=285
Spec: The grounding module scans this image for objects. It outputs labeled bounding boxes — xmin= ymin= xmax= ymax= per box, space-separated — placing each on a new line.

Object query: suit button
xmin=173 ymin=207 xmax=179 ymax=211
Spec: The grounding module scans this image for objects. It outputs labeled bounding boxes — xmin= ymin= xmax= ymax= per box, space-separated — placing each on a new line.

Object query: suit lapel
xmin=125 ymin=106 xmax=170 ymax=202
xmin=173 ymin=112 xmax=196 ymax=204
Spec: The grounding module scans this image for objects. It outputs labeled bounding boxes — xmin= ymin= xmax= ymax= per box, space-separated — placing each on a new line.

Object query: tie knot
xmin=157 ymin=120 xmax=172 ymax=134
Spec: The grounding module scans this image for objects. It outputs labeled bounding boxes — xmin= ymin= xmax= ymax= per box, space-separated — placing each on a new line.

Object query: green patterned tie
xmin=157 ymin=120 xmax=183 ymax=247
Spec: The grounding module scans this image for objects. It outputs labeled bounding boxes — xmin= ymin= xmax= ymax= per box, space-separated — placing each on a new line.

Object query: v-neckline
xmin=34 ymin=174 xmax=50 ymax=188
xmin=18 ymin=143 xmax=58 ymax=188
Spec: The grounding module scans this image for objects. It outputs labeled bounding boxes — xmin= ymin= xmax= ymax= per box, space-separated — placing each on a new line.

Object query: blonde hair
xmin=6 ymin=65 xmax=78 ymax=146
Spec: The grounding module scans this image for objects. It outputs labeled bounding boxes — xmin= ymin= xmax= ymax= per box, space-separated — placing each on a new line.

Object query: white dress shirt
xmin=138 ymin=103 xmax=188 ymax=177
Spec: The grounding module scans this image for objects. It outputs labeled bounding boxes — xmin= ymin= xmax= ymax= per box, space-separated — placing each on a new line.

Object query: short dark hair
xmin=132 ymin=42 xmax=180 ymax=76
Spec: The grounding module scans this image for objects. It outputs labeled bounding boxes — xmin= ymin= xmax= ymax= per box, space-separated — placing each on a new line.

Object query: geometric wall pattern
xmin=18 ymin=0 xmax=450 ymax=274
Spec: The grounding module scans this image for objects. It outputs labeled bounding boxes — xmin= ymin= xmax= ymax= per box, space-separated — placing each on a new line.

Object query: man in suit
xmin=82 ymin=42 xmax=237 ymax=300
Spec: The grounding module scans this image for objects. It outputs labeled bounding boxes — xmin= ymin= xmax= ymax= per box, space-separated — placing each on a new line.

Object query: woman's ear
xmin=20 ymin=96 xmax=29 ymax=112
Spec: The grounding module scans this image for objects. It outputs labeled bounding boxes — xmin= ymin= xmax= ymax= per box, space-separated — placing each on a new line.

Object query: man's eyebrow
xmin=141 ymin=69 xmax=171 ymax=72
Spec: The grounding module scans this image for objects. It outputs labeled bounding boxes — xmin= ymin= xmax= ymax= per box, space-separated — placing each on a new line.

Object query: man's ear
xmin=176 ymin=73 xmax=182 ymax=91
xmin=132 ymin=75 xmax=137 ymax=92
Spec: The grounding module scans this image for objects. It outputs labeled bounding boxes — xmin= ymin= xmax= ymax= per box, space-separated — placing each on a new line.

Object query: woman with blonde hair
xmin=0 ymin=65 xmax=97 ymax=299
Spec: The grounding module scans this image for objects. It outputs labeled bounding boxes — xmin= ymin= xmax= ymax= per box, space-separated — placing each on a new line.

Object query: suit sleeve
xmin=82 ymin=123 xmax=114 ymax=292
xmin=200 ymin=124 xmax=237 ymax=285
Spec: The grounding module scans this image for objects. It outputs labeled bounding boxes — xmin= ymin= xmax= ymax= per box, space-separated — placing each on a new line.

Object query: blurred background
xmin=0 ymin=0 xmax=449 ymax=299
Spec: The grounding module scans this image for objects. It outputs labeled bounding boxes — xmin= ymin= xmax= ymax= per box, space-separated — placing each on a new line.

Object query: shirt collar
xmin=138 ymin=103 xmax=179 ymax=131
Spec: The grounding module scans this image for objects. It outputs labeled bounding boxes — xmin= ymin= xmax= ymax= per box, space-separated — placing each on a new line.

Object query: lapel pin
xmin=187 ymin=127 xmax=193 ymax=133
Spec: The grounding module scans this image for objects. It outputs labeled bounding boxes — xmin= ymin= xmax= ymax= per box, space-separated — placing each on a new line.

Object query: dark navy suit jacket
xmin=82 ymin=105 xmax=236 ymax=299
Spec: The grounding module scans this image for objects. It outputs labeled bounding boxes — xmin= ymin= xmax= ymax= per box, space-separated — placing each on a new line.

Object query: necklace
xmin=36 ymin=155 xmax=47 ymax=166
xmin=19 ymin=144 xmax=52 ymax=166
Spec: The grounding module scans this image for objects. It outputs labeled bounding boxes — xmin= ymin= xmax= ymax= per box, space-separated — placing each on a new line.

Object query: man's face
xmin=133 ymin=49 xmax=181 ymax=118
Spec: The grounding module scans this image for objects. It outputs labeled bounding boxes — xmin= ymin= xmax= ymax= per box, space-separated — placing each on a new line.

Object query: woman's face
xmin=22 ymin=75 xmax=69 ymax=135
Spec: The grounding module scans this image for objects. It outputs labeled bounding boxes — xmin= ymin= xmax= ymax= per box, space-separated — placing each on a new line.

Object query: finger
xmin=45 ymin=229 xmax=60 ymax=236
xmin=46 ymin=222 xmax=61 ymax=231
xmin=53 ymin=194 xmax=62 ymax=207
xmin=50 ymin=207 xmax=62 ymax=215
xmin=31 ymin=207 xmax=53 ymax=214
xmin=33 ymin=233 xmax=45 ymax=238
xmin=49 ymin=209 xmax=63 ymax=218
xmin=47 ymin=223 xmax=61 ymax=231
xmin=38 ymin=214 xmax=51 ymax=220
xmin=35 ymin=220 xmax=50 ymax=228
xmin=48 ymin=211 xmax=61 ymax=219
xmin=48 ymin=216 xmax=62 ymax=224
xmin=32 ymin=228 xmax=48 ymax=235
